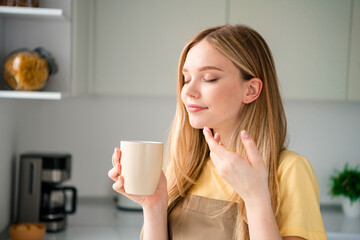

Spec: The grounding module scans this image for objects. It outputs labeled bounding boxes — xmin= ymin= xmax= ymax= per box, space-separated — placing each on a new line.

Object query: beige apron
xmin=168 ymin=194 xmax=238 ymax=240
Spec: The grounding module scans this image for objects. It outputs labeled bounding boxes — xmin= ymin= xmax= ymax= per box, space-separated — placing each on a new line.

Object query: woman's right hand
xmin=107 ymin=147 xmax=168 ymax=209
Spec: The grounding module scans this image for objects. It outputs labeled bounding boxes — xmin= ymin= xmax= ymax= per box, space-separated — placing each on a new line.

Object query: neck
xmin=212 ymin=126 xmax=233 ymax=147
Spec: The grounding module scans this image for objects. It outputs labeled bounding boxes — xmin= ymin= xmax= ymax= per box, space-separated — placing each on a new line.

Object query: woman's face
xmin=181 ymin=39 xmax=249 ymax=131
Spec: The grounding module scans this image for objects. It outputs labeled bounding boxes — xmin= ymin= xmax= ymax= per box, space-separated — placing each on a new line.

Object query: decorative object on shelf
xmin=3 ymin=47 xmax=58 ymax=91
xmin=0 ymin=0 xmax=40 ymax=7
xmin=330 ymin=163 xmax=360 ymax=218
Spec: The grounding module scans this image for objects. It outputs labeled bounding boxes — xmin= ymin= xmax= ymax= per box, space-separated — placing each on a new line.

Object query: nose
xmin=182 ymin=80 xmax=200 ymax=99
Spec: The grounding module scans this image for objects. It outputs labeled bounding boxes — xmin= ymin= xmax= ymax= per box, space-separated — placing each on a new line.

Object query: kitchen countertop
xmin=44 ymin=198 xmax=143 ymax=240
xmin=39 ymin=198 xmax=360 ymax=240
xmin=320 ymin=204 xmax=360 ymax=239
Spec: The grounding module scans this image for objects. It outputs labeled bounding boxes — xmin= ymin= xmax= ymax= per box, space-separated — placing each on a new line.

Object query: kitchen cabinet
xmin=0 ymin=0 xmax=88 ymax=100
xmin=229 ymin=0 xmax=352 ymax=100
xmin=347 ymin=0 xmax=360 ymax=101
xmin=3 ymin=1 xmax=356 ymax=100
xmin=87 ymin=0 xmax=226 ymax=96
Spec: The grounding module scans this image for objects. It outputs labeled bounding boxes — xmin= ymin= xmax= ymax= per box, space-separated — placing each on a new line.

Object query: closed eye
xmin=204 ymin=78 xmax=218 ymax=83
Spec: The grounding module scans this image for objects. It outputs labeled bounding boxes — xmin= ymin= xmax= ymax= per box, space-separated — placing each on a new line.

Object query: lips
xmin=186 ymin=104 xmax=208 ymax=113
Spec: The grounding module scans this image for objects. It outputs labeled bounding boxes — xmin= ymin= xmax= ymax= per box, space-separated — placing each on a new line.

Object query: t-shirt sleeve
xmin=277 ymin=151 xmax=327 ymax=240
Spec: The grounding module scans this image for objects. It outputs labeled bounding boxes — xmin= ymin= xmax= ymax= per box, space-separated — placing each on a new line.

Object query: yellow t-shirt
xmin=189 ymin=149 xmax=327 ymax=239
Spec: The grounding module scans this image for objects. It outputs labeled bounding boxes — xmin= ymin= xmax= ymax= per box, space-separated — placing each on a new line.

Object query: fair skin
xmin=109 ymin=149 xmax=168 ymax=240
xmin=108 ymin=39 xmax=305 ymax=240
xmin=181 ymin=39 xmax=261 ymax=147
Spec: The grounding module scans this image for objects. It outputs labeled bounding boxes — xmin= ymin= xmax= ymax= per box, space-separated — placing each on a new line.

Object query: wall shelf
xmin=0 ymin=90 xmax=62 ymax=100
xmin=0 ymin=1 xmax=74 ymax=100
xmin=0 ymin=6 xmax=66 ymax=19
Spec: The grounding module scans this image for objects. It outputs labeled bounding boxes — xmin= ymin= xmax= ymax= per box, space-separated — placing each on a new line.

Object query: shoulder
xmin=278 ymin=149 xmax=312 ymax=173
xmin=276 ymin=151 xmax=326 ymax=238
xmin=278 ymin=149 xmax=308 ymax=166
xmin=277 ymin=150 xmax=318 ymax=186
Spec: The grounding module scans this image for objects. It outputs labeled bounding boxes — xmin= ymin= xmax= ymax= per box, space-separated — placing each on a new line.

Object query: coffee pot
xmin=40 ymin=184 xmax=77 ymax=230
xmin=17 ymin=153 xmax=77 ymax=232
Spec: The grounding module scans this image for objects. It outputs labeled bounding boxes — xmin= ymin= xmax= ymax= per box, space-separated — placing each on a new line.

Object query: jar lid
xmin=34 ymin=47 xmax=58 ymax=75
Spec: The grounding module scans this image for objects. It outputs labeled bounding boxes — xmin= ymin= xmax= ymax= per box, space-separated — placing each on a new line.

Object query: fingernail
xmin=118 ymin=176 xmax=121 ymax=181
xmin=241 ymin=130 xmax=249 ymax=139
xmin=114 ymin=147 xmax=117 ymax=153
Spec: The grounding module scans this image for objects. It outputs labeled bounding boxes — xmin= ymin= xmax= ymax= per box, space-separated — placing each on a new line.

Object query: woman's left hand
xmin=203 ymin=127 xmax=270 ymax=206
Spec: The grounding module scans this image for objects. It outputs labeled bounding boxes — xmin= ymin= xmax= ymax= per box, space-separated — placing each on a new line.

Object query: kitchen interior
xmin=0 ymin=0 xmax=360 ymax=239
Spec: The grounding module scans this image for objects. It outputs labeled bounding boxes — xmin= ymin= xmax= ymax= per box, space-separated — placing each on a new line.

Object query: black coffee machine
xmin=17 ymin=153 xmax=77 ymax=232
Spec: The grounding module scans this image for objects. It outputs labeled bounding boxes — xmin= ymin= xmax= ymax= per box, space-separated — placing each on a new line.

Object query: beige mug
xmin=120 ymin=141 xmax=164 ymax=195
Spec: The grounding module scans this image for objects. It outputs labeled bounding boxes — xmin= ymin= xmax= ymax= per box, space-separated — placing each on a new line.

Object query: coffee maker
xmin=17 ymin=153 xmax=77 ymax=232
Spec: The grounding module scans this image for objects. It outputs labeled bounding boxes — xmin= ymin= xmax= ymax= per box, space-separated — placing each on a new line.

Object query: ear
xmin=242 ymin=78 xmax=263 ymax=104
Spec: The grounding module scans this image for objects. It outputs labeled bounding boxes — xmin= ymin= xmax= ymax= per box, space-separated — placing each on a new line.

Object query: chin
xmin=189 ymin=119 xmax=207 ymax=130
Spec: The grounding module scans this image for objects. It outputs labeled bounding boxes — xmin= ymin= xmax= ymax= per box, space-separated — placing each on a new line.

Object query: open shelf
xmin=0 ymin=90 xmax=62 ymax=100
xmin=0 ymin=1 xmax=86 ymax=100
xmin=0 ymin=6 xmax=66 ymax=19
xmin=0 ymin=2 xmax=71 ymax=100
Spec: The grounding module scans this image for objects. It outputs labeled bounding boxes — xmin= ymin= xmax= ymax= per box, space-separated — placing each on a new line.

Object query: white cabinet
xmin=0 ymin=0 xmax=87 ymax=100
xmin=348 ymin=0 xmax=360 ymax=101
xmin=4 ymin=1 xmax=355 ymax=100
xmin=88 ymin=0 xmax=226 ymax=96
xmin=229 ymin=0 xmax=352 ymax=100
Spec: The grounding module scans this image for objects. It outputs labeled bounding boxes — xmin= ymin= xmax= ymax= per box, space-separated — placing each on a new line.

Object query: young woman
xmin=108 ymin=25 xmax=327 ymax=240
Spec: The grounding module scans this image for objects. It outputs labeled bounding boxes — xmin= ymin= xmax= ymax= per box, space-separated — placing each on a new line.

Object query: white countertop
xmin=320 ymin=205 xmax=360 ymax=239
xmin=40 ymin=198 xmax=360 ymax=240
xmin=44 ymin=198 xmax=143 ymax=240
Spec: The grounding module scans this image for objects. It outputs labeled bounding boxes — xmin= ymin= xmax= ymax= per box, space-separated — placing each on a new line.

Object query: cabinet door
xmin=90 ymin=0 xmax=226 ymax=96
xmin=229 ymin=0 xmax=352 ymax=100
xmin=348 ymin=0 xmax=360 ymax=101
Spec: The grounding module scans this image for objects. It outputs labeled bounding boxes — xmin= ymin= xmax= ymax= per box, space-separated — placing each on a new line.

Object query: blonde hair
xmin=165 ymin=24 xmax=287 ymax=240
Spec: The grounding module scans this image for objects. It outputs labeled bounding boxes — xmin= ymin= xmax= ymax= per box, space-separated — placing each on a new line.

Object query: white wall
xmin=285 ymin=99 xmax=360 ymax=204
xmin=13 ymin=96 xmax=360 ymax=204
xmin=15 ymin=95 xmax=177 ymax=198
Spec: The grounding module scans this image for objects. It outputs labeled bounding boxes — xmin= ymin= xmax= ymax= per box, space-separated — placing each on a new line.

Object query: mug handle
xmin=62 ymin=186 xmax=77 ymax=214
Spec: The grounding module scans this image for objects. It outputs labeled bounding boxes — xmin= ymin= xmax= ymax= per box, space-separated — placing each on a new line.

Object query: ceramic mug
xmin=120 ymin=141 xmax=164 ymax=195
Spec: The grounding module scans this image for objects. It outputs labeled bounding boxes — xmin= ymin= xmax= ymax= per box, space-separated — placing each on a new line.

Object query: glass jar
xmin=3 ymin=47 xmax=58 ymax=91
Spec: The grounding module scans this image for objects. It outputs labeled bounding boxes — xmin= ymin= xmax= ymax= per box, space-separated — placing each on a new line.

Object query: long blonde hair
xmin=165 ymin=24 xmax=287 ymax=240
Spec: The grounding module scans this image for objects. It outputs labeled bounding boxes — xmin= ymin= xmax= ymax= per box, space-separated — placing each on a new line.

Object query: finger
xmin=108 ymin=163 xmax=121 ymax=181
xmin=241 ymin=130 xmax=262 ymax=165
xmin=112 ymin=175 xmax=126 ymax=194
xmin=214 ymin=132 xmax=220 ymax=143
xmin=203 ymin=127 xmax=229 ymax=158
xmin=112 ymin=148 xmax=117 ymax=166
xmin=113 ymin=176 xmax=136 ymax=199
xmin=203 ymin=127 xmax=220 ymax=151
xmin=112 ymin=148 xmax=121 ymax=166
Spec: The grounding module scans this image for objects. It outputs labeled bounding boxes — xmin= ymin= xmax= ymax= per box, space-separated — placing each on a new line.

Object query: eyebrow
xmin=182 ymin=66 xmax=224 ymax=73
